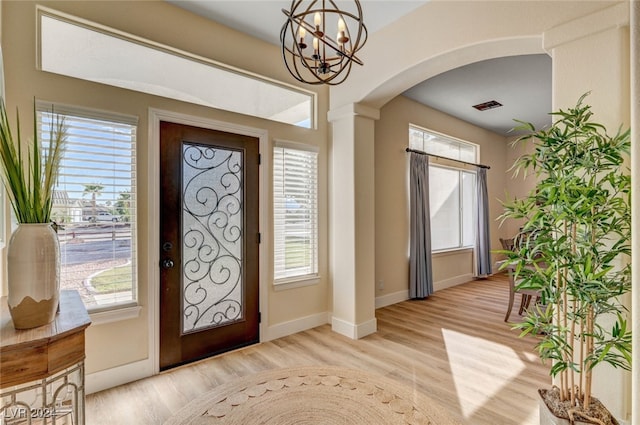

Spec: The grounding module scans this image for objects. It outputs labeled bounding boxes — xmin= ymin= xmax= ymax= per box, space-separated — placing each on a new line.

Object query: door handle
xmin=161 ymin=259 xmax=175 ymax=269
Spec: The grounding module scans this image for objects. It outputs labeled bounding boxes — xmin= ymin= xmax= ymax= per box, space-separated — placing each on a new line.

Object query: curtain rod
xmin=405 ymin=148 xmax=490 ymax=170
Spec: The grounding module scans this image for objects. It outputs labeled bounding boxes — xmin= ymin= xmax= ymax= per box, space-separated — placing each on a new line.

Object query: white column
xmin=630 ymin=2 xmax=639 ymax=424
xmin=544 ymin=3 xmax=631 ymax=422
xmin=328 ymin=103 xmax=379 ymax=339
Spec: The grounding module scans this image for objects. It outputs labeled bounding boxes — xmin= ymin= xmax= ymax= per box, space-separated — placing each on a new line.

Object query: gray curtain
xmin=475 ymin=167 xmax=492 ymax=276
xmin=409 ymin=153 xmax=433 ymax=299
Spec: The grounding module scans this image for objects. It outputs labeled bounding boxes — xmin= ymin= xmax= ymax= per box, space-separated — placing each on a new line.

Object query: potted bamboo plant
xmin=0 ymin=99 xmax=67 ymax=329
xmin=500 ymin=93 xmax=631 ymax=425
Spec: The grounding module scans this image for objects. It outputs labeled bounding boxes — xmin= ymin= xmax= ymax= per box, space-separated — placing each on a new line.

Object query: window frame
xmin=37 ymin=100 xmax=139 ymax=315
xmin=272 ymin=140 xmax=320 ymax=288
xmin=408 ymin=124 xmax=479 ymax=253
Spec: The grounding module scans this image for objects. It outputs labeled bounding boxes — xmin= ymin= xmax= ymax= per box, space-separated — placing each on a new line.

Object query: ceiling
xmin=166 ymin=1 xmax=551 ymax=137
xmin=403 ymin=54 xmax=552 ymax=136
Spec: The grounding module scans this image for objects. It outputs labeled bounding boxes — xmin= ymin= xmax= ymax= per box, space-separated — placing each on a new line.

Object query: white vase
xmin=7 ymin=223 xmax=60 ymax=329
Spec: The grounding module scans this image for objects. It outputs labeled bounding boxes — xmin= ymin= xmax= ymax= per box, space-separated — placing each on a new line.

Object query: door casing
xmin=148 ymin=109 xmax=269 ymax=375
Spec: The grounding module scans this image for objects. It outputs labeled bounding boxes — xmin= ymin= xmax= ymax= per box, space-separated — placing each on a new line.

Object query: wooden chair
xmin=499 ymin=237 xmax=541 ymax=322
xmin=499 ymin=237 xmax=515 ymax=252
xmin=502 ymin=265 xmax=541 ymax=322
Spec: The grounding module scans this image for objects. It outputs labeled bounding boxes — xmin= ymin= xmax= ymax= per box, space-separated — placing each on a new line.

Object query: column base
xmin=331 ymin=316 xmax=377 ymax=339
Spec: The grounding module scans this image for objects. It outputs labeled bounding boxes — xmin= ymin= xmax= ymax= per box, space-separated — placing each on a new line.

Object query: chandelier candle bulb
xmin=337 ymin=17 xmax=348 ymax=44
xmin=314 ymin=12 xmax=323 ymax=36
xmin=298 ymin=26 xmax=307 ymax=48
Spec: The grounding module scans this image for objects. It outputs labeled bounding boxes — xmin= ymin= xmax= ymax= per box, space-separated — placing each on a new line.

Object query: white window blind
xmin=38 ymin=102 xmax=138 ymax=311
xmin=273 ymin=143 xmax=318 ymax=282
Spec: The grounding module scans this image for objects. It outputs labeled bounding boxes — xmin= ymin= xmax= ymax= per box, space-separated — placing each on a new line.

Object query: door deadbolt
xmin=161 ymin=259 xmax=174 ymax=269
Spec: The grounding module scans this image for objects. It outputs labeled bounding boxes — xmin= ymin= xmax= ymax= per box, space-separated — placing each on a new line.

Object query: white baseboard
xmin=434 ymin=273 xmax=475 ymax=291
xmin=87 ymin=313 xmax=330 ymax=394
xmin=331 ymin=316 xmax=377 ymax=339
xmin=374 ymin=275 xmax=474 ymax=309
xmin=85 ymin=276 xmax=471 ymax=394
xmin=375 ymin=290 xmax=409 ymax=309
xmin=263 ymin=311 xmax=329 ymax=342
xmin=330 ymin=316 xmax=353 ymax=338
xmin=356 ymin=318 xmax=377 ymax=338
xmin=86 ymin=358 xmax=153 ymax=395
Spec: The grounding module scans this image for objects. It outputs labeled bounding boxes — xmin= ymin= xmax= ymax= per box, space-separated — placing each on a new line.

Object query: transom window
xmin=37 ymin=6 xmax=314 ymax=128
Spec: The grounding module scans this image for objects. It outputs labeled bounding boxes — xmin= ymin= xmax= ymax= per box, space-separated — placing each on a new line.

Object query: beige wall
xmin=502 ymin=134 xmax=537 ymax=238
xmin=2 ymin=0 xmax=330 ymax=375
xmin=374 ymin=95 xmax=509 ymax=298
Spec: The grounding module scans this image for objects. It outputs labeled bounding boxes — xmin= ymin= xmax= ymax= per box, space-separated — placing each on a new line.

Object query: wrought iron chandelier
xmin=280 ymin=0 xmax=368 ymax=85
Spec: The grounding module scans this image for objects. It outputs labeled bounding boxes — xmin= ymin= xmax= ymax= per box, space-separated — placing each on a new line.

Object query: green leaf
xmin=0 ymin=99 xmax=67 ymax=223
xmin=502 ymin=92 xmax=632 ymax=396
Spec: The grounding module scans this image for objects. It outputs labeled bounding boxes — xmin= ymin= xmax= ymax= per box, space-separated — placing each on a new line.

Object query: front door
xmin=159 ymin=121 xmax=260 ymax=371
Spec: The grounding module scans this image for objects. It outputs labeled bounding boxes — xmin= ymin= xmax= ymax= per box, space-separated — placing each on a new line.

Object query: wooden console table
xmin=0 ymin=290 xmax=91 ymax=424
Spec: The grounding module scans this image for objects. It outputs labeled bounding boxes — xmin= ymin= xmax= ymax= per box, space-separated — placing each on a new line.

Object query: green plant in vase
xmin=500 ymin=93 xmax=631 ymax=425
xmin=0 ymin=99 xmax=67 ymax=329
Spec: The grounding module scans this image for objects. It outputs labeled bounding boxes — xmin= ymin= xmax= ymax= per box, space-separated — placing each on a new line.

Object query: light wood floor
xmin=86 ymin=274 xmax=549 ymax=424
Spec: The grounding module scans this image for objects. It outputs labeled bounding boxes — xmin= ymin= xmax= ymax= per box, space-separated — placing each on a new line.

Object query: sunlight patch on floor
xmin=442 ymin=329 xmax=525 ymax=419
xmin=523 ymin=350 xmax=540 ymax=363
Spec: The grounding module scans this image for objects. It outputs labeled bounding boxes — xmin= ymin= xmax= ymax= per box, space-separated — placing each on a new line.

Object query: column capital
xmin=327 ymin=102 xmax=380 ymax=123
xmin=543 ymin=2 xmax=628 ymax=52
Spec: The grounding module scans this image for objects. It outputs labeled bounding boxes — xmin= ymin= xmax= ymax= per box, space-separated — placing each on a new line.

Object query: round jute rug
xmin=164 ymin=365 xmax=461 ymax=425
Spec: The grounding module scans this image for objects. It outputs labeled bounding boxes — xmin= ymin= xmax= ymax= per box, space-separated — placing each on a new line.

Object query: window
xmin=410 ymin=126 xmax=477 ymax=162
xmin=409 ymin=125 xmax=478 ymax=251
xmin=38 ymin=102 xmax=137 ymax=311
xmin=273 ymin=143 xmax=318 ymax=282
xmin=37 ymin=7 xmax=314 ymax=128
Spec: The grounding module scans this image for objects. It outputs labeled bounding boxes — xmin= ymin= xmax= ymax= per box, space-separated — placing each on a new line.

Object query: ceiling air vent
xmin=472 ymin=100 xmax=503 ymax=111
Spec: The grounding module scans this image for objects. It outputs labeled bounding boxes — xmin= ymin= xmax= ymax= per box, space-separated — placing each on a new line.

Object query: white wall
xmin=630 ymin=3 xmax=639 ymax=422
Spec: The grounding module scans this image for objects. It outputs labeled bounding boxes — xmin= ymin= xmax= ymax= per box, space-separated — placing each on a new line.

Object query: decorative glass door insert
xmin=181 ymin=143 xmax=244 ymax=333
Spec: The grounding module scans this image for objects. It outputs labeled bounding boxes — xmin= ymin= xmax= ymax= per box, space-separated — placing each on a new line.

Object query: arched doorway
xmin=327 ymin=2 xmax=633 ymax=422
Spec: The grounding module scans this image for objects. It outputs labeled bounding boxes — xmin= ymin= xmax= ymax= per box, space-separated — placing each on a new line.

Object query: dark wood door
xmin=159 ymin=121 xmax=259 ymax=371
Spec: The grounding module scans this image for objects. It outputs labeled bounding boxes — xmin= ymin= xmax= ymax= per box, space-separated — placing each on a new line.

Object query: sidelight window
xmin=273 ymin=142 xmax=319 ymax=282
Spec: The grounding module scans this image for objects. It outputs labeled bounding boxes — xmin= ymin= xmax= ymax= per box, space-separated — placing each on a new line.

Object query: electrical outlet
xmin=378 ymin=280 xmax=384 ymax=290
